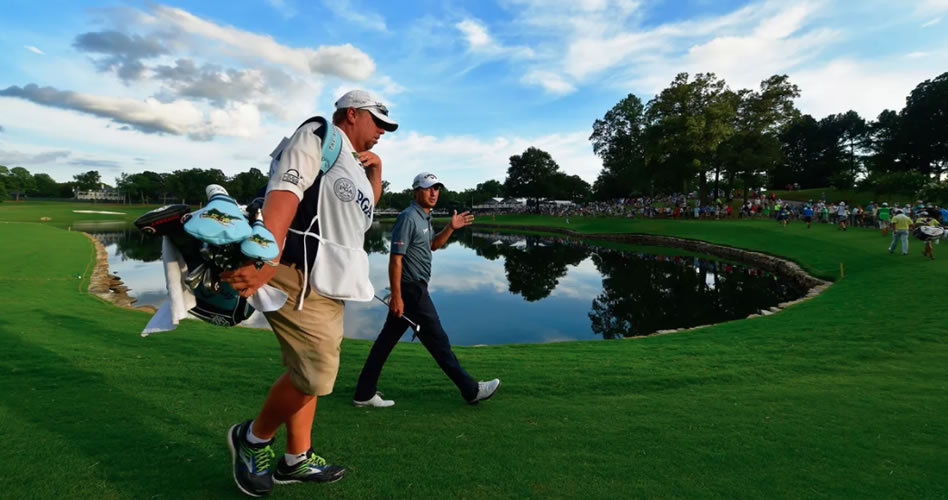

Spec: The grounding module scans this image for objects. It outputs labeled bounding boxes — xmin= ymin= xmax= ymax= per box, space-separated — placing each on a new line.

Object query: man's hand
xmin=357 ymin=151 xmax=381 ymax=170
xmin=389 ymin=293 xmax=404 ymax=318
xmin=359 ymin=151 xmax=383 ymax=203
xmin=221 ymin=261 xmax=279 ymax=298
xmin=450 ymin=210 xmax=474 ymax=229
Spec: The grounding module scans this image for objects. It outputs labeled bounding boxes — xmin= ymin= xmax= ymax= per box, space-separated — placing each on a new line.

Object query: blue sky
xmin=1 ymin=0 xmax=946 ymax=190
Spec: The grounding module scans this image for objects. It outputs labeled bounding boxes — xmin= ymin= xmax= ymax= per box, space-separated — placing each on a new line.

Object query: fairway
xmin=1 ymin=204 xmax=946 ymax=499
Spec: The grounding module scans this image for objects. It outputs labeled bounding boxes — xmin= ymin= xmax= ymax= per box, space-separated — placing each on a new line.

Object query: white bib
xmin=289 ymin=135 xmax=375 ymax=303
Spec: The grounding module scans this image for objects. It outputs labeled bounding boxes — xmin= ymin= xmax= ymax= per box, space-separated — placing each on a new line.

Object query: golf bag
xmin=134 ymin=187 xmax=279 ymax=327
xmin=912 ymin=225 xmax=945 ymax=241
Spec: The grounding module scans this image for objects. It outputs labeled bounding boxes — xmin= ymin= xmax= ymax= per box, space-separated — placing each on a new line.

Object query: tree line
xmin=4 ymin=71 xmax=945 ymax=207
xmin=587 ymin=71 xmax=948 ymax=203
xmin=0 ymin=166 xmax=269 ymax=205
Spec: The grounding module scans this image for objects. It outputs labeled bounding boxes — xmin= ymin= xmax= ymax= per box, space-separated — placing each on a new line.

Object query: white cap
xmin=412 ymin=172 xmax=444 ymax=189
xmin=334 ymin=90 xmax=398 ymax=132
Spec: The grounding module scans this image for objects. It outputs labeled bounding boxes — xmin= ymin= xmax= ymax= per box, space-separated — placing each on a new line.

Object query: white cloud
xmin=150 ymin=5 xmax=375 ymax=80
xmin=373 ymin=129 xmax=600 ymax=191
xmin=455 ymin=18 xmax=534 ymax=59
xmin=457 ymin=19 xmax=491 ymax=48
xmin=0 ymin=148 xmax=70 ymax=166
xmin=0 ymin=98 xmax=278 ymax=182
xmin=521 ymin=70 xmax=576 ymax=95
xmin=905 ymin=51 xmax=931 ymax=59
xmin=321 ymin=0 xmax=388 ymax=32
xmin=921 ymin=17 xmax=941 ymax=27
xmin=24 ymin=45 xmax=45 ymax=55
xmin=917 ymin=0 xmax=948 ymax=14
xmin=792 ymin=58 xmax=941 ymax=120
xmin=0 ymin=84 xmax=262 ymax=140
xmin=513 ymin=1 xmax=801 ymax=94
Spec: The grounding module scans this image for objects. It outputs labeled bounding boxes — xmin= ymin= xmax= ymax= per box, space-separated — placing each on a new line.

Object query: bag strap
xmin=293 ymin=116 xmax=343 ymax=175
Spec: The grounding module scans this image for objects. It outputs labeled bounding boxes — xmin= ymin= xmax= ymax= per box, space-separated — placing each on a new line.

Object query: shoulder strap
xmin=294 ymin=116 xmax=343 ymax=175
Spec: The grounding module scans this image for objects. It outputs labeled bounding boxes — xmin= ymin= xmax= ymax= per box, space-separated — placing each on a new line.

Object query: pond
xmin=84 ymin=223 xmax=807 ymax=345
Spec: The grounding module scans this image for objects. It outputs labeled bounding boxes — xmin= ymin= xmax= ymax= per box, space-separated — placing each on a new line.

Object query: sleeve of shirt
xmin=390 ymin=213 xmax=414 ymax=255
xmin=266 ymin=124 xmax=323 ymax=201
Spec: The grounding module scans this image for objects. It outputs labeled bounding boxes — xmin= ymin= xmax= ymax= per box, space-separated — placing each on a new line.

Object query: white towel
xmin=141 ymin=236 xmax=197 ymax=336
xmin=141 ymin=236 xmax=287 ymax=337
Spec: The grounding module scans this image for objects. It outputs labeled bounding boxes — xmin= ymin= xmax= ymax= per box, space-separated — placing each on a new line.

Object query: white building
xmin=75 ymin=189 xmax=123 ymax=201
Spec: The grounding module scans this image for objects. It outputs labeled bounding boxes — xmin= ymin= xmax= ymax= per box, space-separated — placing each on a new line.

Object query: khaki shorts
xmin=264 ymin=264 xmax=344 ymax=396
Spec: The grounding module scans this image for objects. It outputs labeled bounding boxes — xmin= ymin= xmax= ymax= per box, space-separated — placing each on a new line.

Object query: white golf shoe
xmin=468 ymin=378 xmax=501 ymax=404
xmin=352 ymin=391 xmax=395 ymax=408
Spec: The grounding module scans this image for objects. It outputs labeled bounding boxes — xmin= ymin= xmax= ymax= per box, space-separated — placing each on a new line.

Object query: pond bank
xmin=82 ymin=232 xmax=156 ymax=313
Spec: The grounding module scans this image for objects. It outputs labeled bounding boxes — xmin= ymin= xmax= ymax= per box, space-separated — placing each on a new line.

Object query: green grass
xmin=0 ymin=200 xmax=157 ymax=229
xmin=1 ymin=205 xmax=946 ymax=499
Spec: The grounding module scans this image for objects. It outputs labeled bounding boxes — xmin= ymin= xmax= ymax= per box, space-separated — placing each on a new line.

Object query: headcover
xmin=183 ymin=185 xmax=253 ymax=245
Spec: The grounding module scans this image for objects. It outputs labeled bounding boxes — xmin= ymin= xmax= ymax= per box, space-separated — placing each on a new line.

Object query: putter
xmin=373 ymin=293 xmax=421 ymax=336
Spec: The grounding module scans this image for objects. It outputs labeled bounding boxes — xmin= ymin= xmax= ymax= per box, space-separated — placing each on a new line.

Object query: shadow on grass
xmin=0 ymin=316 xmax=245 ymax=499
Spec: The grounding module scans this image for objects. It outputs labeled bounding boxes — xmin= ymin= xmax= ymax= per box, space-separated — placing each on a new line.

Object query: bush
xmin=918 ymin=181 xmax=948 ymax=205
xmin=859 ymin=171 xmax=930 ymax=199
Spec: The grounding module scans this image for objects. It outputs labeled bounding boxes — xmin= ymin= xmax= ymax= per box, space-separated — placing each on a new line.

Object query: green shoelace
xmin=248 ymin=445 xmax=275 ymax=473
xmin=296 ymin=453 xmax=327 ymax=472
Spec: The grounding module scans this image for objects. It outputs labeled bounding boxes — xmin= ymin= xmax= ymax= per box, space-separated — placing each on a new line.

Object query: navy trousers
xmin=354 ymin=280 xmax=478 ymax=402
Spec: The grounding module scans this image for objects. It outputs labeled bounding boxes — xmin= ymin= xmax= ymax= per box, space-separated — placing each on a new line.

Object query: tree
xmin=380 ymin=188 xmax=414 ymax=211
xmin=830 ymin=110 xmax=869 ymax=188
xmin=900 ymin=71 xmax=948 ymax=179
xmin=864 ymin=109 xmax=905 ymax=176
xmin=814 ymin=112 xmax=867 ymax=189
xmin=644 ymin=72 xmax=736 ymax=200
xmin=7 ymin=167 xmax=36 ymax=200
xmin=476 ymin=179 xmax=504 ymax=199
xmin=226 ymin=168 xmax=268 ymax=203
xmin=504 ymin=147 xmax=561 ymax=210
xmin=73 ymin=170 xmax=102 ymax=191
xmin=549 ymin=172 xmax=591 ymax=202
xmin=719 ymin=75 xmax=800 ymax=199
xmin=778 ymin=115 xmax=824 ymax=188
xmin=590 ymin=94 xmax=648 ymax=199
xmin=31 ymin=173 xmax=59 ymax=197
xmin=116 ymin=171 xmax=167 ymax=204
xmin=164 ymin=168 xmax=227 ymax=204
xmin=0 ymin=166 xmax=7 ymax=202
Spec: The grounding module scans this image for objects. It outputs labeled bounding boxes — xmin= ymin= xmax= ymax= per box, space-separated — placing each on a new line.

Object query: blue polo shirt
xmin=390 ymin=201 xmax=433 ymax=283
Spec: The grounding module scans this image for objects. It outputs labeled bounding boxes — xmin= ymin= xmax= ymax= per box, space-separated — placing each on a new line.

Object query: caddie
xmin=220 ymin=89 xmax=397 ymax=497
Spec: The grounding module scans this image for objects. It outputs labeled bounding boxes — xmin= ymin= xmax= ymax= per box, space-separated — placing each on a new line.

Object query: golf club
xmin=373 ymin=293 xmax=421 ymax=334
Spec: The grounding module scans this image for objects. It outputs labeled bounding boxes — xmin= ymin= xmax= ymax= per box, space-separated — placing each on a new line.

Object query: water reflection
xmin=87 ymin=224 xmax=805 ymax=344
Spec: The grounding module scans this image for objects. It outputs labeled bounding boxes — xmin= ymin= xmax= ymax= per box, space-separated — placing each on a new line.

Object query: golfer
xmin=220 ymin=89 xmax=397 ymax=497
xmin=352 ymin=172 xmax=501 ymax=407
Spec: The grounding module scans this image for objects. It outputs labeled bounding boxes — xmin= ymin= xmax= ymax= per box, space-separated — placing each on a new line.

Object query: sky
xmin=1 ymin=0 xmax=947 ymax=191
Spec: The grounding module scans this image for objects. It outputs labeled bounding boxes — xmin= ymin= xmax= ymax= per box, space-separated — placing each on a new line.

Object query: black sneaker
xmin=272 ymin=449 xmax=346 ymax=485
xmin=227 ymin=420 xmax=275 ymax=497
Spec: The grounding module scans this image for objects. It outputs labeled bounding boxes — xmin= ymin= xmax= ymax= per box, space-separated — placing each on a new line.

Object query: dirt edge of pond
xmin=83 ymin=232 xmax=157 ymax=314
xmin=474 ymin=224 xmax=832 ymax=337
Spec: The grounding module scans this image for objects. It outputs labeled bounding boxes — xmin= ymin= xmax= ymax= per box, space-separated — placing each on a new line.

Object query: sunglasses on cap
xmin=358 ymin=102 xmax=389 ymax=116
